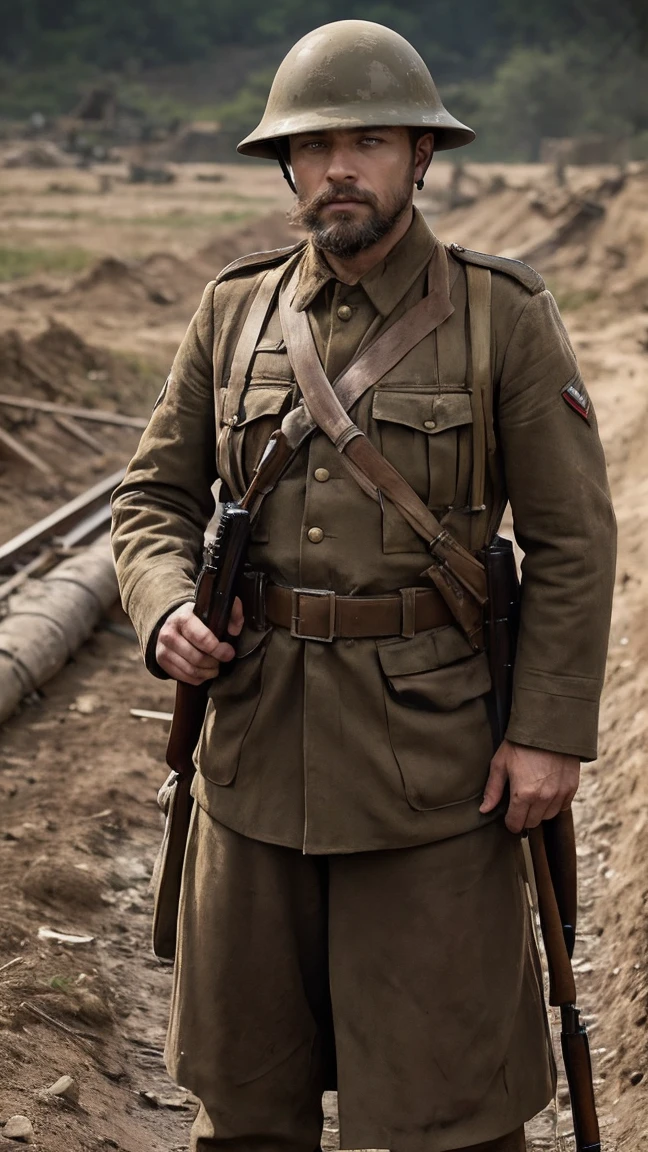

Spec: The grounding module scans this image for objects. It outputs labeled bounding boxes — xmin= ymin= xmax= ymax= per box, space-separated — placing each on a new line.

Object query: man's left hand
xmin=479 ymin=739 xmax=580 ymax=834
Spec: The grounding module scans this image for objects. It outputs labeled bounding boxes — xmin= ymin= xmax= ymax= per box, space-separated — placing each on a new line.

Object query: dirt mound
xmin=3 ymin=212 xmax=301 ymax=320
xmin=3 ymin=142 xmax=69 ymax=170
xmin=22 ymin=859 xmax=105 ymax=910
xmin=198 ymin=210 xmax=303 ymax=275
xmin=0 ymin=321 xmax=140 ymax=407
xmin=138 ymin=250 xmax=210 ymax=303
xmin=69 ymin=256 xmax=167 ymax=309
xmin=434 ymin=165 xmax=648 ymax=307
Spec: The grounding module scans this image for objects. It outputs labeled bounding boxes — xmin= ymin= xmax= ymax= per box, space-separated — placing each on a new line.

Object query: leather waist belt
xmin=242 ymin=574 xmax=453 ymax=642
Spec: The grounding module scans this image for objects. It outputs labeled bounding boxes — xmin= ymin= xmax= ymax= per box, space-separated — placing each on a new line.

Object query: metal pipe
xmin=0 ymin=533 xmax=119 ymax=725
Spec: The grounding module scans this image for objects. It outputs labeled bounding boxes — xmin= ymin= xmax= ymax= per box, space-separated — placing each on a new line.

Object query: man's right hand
xmin=155 ymin=598 xmax=244 ymax=685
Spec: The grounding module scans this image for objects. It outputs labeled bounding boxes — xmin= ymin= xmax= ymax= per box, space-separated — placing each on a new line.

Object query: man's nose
xmin=325 ymin=147 xmax=358 ymax=184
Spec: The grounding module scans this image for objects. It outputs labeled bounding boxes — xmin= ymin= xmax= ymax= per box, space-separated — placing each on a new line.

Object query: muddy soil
xmin=0 ymin=157 xmax=646 ymax=1149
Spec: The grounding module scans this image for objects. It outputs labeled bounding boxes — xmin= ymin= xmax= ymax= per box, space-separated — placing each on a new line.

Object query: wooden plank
xmin=0 ymin=394 xmax=148 ymax=430
xmin=0 ymin=467 xmax=125 ymax=569
xmin=59 ymin=503 xmax=113 ymax=548
xmin=0 ymin=425 xmax=53 ymax=475
xmin=0 ymin=549 xmax=58 ymax=601
xmin=53 ymin=414 xmax=105 ymax=454
xmin=130 ymin=709 xmax=174 ymax=722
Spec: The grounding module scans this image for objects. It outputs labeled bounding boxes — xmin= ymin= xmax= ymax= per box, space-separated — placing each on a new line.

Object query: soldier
xmin=111 ymin=20 xmax=615 ymax=1152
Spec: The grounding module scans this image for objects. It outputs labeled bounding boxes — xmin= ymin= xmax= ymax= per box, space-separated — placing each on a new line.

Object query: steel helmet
xmin=238 ymin=20 xmax=475 ymax=159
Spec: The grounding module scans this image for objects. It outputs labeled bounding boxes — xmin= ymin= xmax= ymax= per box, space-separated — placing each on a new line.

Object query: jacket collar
xmin=292 ymin=208 xmax=443 ymax=316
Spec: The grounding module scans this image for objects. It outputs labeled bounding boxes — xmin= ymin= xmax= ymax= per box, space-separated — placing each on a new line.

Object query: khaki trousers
xmin=166 ymin=806 xmax=555 ymax=1152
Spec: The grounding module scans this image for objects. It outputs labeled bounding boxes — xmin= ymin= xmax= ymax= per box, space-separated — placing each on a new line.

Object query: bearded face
xmin=288 ymin=166 xmax=416 ymax=257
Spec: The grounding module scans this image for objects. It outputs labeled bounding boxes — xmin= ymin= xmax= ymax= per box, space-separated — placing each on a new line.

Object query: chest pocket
xmin=217 ymin=380 xmax=295 ymax=512
xmin=248 ymin=337 xmax=295 ymax=384
xmin=372 ymin=387 xmax=473 ymax=554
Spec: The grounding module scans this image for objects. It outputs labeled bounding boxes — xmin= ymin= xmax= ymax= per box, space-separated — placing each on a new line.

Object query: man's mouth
xmin=322 ymin=198 xmax=368 ymax=209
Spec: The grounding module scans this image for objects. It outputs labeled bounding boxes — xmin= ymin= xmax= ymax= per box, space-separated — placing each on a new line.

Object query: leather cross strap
xmin=217 ymin=258 xmax=298 ymax=500
xmin=466 ymin=263 xmax=492 ymax=516
xmin=242 ymin=582 xmax=453 ymax=642
xmin=221 ymin=255 xmax=301 ymax=425
xmin=277 ymin=265 xmax=487 ymax=650
xmin=241 ymin=246 xmax=458 ymax=515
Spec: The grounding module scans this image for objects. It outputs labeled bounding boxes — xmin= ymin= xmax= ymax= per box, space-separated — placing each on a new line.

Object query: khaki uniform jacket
xmin=111 ymin=210 xmax=616 ymax=854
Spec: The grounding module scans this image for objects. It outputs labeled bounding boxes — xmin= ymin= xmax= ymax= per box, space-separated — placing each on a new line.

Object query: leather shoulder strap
xmin=221 ymin=254 xmax=301 ymax=425
xmin=277 ymin=257 xmax=454 ymax=451
xmin=465 ymin=263 xmax=492 ymax=520
xmin=215 ymin=241 xmax=307 ymax=284
xmin=277 ymin=267 xmax=487 ymax=648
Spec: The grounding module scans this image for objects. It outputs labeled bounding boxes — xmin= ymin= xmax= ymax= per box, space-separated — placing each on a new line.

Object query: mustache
xmin=301 ymin=183 xmax=379 ymax=212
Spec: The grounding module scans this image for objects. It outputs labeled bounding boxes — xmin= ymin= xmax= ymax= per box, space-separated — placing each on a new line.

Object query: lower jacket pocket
xmin=376 ymin=625 xmax=493 ymax=811
xmin=195 ymin=626 xmax=269 ymax=786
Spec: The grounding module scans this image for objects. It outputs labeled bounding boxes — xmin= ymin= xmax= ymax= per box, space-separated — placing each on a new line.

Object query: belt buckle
xmin=290 ymin=588 xmax=336 ymax=642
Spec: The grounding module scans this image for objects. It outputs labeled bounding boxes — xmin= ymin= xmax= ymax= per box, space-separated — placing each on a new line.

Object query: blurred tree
xmin=0 ymin=0 xmax=646 ymax=155
xmin=461 ymin=40 xmax=648 ymax=160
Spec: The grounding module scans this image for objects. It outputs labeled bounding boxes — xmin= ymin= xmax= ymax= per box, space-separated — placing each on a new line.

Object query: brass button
xmin=337 ymin=304 xmax=353 ymax=321
xmin=423 ymin=419 xmax=436 ymax=430
xmin=307 ymin=527 xmax=325 ymax=544
xmin=314 ymin=468 xmax=330 ymax=482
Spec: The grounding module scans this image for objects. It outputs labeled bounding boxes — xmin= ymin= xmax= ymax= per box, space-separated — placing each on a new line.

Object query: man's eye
xmin=360 ymin=136 xmax=383 ymax=147
xmin=303 ymin=141 xmax=324 ymax=151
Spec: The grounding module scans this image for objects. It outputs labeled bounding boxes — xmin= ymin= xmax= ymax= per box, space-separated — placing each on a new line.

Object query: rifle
xmin=482 ymin=535 xmax=601 ymax=1152
xmin=152 ymin=504 xmax=250 ymax=961
xmin=480 ymin=534 xmax=520 ymax=749
xmin=150 ymin=431 xmax=295 ymax=960
xmin=529 ymin=813 xmax=601 ymax=1152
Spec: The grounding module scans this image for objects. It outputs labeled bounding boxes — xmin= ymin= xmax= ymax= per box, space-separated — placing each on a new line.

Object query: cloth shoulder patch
xmin=561 ymin=376 xmax=591 ymax=421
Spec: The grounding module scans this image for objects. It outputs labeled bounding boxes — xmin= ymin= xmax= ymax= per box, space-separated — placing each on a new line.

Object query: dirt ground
xmin=0 ymin=152 xmax=646 ymax=1150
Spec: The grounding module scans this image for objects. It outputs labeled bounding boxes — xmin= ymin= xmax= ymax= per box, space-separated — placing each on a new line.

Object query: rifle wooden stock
xmin=152 ymin=505 xmax=250 ymax=961
xmin=482 ymin=536 xmax=600 ymax=1151
xmin=561 ymin=1012 xmax=601 ymax=1152
xmin=529 ymin=819 xmax=601 ymax=1152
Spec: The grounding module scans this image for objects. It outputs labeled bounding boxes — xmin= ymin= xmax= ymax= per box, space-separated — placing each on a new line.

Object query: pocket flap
xmin=377 ymin=626 xmax=491 ymax=713
xmin=237 ymin=383 xmax=293 ymax=426
xmin=255 ymin=338 xmax=286 ymax=353
xmin=377 ymin=625 xmax=475 ymax=677
xmin=372 ymin=389 xmax=472 ymax=433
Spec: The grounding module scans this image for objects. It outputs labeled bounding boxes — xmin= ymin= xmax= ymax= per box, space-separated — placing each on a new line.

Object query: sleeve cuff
xmin=122 ymin=566 xmax=195 ymax=673
xmin=505 ymin=686 xmax=600 ymax=762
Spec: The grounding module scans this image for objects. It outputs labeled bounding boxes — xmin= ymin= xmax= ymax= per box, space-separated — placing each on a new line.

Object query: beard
xmin=288 ymin=172 xmax=414 ymax=258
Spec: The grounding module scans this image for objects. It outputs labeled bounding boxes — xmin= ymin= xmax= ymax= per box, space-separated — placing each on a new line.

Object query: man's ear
xmin=414 ymin=131 xmax=435 ymax=189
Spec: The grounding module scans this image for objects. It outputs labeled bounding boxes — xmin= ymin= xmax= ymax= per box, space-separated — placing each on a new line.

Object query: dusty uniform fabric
xmin=112 ymin=209 xmax=616 ymax=854
xmin=111 ymin=209 xmax=614 ymax=1148
xmin=169 ymin=805 xmax=553 ymax=1152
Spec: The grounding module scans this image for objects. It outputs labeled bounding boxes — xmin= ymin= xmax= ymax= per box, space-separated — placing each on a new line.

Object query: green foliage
xmin=215 ymin=69 xmax=276 ymax=134
xmin=0 ymin=0 xmax=646 ymax=159
xmin=1 ymin=0 xmax=645 ymax=72
xmin=0 ymin=245 xmax=92 ymax=281
xmin=461 ymin=42 xmax=648 ymax=161
xmin=48 ymin=974 xmax=74 ymax=990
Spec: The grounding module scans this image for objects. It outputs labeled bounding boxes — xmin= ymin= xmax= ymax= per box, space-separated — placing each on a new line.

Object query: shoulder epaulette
xmin=448 ymin=242 xmax=545 ymax=294
xmin=216 ymin=240 xmax=307 ymax=284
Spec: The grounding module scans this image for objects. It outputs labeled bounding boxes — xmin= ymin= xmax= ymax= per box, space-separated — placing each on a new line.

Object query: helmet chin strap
xmin=275 ymin=142 xmax=297 ymax=194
